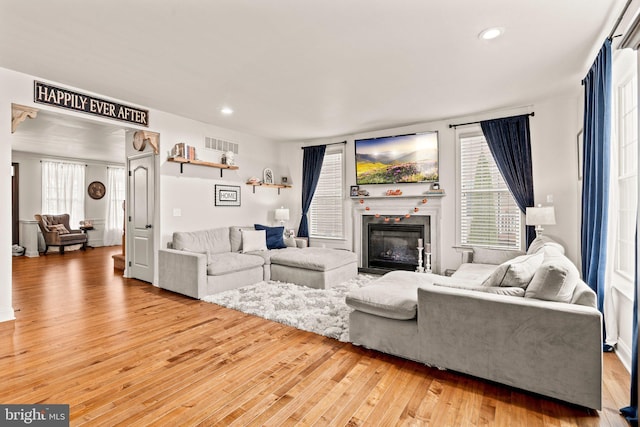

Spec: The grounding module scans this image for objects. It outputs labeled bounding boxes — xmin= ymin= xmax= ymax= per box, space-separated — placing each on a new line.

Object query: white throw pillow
xmin=481 ymin=253 xmax=543 ymax=289
xmin=525 ymin=247 xmax=579 ymax=303
xmin=241 ymin=229 xmax=267 ymax=252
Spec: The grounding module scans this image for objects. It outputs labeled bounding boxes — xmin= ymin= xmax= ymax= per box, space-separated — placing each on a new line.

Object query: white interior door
xmin=128 ymin=154 xmax=155 ymax=283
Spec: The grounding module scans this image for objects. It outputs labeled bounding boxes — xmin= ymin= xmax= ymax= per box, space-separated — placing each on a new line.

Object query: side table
xmin=80 ymin=226 xmax=94 ymax=249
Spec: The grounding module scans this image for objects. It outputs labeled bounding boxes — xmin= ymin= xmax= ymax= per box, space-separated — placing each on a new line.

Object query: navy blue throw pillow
xmin=254 ymin=224 xmax=286 ymax=249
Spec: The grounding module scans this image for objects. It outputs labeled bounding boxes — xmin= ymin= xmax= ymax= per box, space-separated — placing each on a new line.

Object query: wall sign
xmin=33 ymin=81 xmax=149 ymax=127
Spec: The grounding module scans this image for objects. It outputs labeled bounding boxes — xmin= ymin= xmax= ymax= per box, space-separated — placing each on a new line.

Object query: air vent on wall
xmin=204 ymin=136 xmax=239 ymax=154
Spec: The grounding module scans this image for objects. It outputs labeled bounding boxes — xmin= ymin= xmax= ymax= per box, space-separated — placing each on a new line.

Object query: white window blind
xmin=459 ymin=133 xmax=522 ymax=249
xmin=615 ymin=75 xmax=638 ymax=280
xmin=310 ymin=150 xmax=344 ymax=238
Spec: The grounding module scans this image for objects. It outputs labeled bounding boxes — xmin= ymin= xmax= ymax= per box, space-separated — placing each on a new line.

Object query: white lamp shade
xmin=525 ymin=206 xmax=556 ymax=226
xmin=275 ymin=207 xmax=290 ymax=222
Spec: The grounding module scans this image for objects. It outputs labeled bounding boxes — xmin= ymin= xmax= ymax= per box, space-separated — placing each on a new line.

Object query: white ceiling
xmin=0 ymin=0 xmax=631 ymax=152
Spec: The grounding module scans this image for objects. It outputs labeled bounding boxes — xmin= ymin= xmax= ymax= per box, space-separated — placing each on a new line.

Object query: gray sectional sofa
xmin=346 ymin=236 xmax=602 ymax=409
xmin=158 ymin=226 xmax=357 ymax=298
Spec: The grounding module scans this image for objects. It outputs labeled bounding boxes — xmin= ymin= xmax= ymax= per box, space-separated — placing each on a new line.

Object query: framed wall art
xmin=215 ymin=184 xmax=241 ymax=206
xmin=263 ymin=168 xmax=274 ymax=184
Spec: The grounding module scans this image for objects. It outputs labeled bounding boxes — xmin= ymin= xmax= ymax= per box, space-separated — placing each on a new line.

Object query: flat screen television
xmin=355 ymin=131 xmax=439 ymax=185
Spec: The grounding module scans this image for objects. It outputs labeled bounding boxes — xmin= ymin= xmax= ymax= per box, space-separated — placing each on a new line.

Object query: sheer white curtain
xmin=41 ymin=161 xmax=85 ymax=228
xmin=103 ymin=167 xmax=126 ymax=246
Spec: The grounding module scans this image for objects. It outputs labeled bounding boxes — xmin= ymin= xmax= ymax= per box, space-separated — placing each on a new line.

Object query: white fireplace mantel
xmin=351 ymin=194 xmax=443 ymax=273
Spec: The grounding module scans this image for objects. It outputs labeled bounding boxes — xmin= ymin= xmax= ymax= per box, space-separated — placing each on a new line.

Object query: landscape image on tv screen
xmin=355 ymin=131 xmax=439 ymax=184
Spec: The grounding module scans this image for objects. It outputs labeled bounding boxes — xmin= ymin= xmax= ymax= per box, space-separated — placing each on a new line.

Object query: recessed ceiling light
xmin=479 ymin=27 xmax=504 ymax=40
xmin=221 ymin=107 xmax=233 ymax=115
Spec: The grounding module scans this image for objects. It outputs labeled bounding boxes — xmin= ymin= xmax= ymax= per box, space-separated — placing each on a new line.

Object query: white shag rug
xmin=202 ymin=274 xmax=376 ymax=342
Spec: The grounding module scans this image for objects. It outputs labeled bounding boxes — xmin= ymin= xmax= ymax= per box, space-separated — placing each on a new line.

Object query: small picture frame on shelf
xmin=281 ymin=176 xmax=288 ymax=185
xmin=350 ymin=185 xmax=359 ymax=197
xmin=263 ymin=168 xmax=274 ymax=184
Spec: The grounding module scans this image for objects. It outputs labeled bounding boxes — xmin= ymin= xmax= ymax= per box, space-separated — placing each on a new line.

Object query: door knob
xmin=145 ymin=224 xmax=153 ymax=229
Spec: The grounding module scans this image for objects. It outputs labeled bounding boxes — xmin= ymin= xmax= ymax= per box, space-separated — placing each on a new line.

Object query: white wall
xmin=290 ymin=94 xmax=583 ymax=273
xmin=12 ymin=151 xmax=124 ymax=248
xmin=0 ymin=66 xmax=296 ymax=321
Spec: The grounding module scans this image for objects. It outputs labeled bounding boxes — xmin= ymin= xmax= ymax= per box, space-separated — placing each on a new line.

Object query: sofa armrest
xmin=158 ymin=249 xmax=208 ymax=299
xmin=417 ymin=284 xmax=602 ymax=409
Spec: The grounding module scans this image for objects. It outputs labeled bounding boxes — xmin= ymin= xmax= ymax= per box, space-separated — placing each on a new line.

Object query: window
xmin=615 ymin=75 xmax=638 ymax=282
xmin=41 ymin=160 xmax=86 ymax=228
xmin=310 ymin=148 xmax=344 ymax=239
xmin=458 ymin=131 xmax=522 ymax=249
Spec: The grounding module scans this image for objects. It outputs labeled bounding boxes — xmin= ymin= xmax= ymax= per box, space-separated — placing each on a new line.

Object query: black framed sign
xmin=215 ymin=185 xmax=241 ymax=206
xmin=34 ymin=81 xmax=149 ymax=127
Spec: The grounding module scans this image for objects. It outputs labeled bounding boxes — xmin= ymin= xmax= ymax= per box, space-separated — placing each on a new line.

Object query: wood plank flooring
xmin=1 ymin=246 xmax=631 ymax=426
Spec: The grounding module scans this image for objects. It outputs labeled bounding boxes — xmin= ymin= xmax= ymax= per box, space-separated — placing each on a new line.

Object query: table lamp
xmin=526 ymin=205 xmax=556 ymax=237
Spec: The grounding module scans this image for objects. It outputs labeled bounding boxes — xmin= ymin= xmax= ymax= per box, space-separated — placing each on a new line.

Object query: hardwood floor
xmin=2 ymin=247 xmax=631 ymax=426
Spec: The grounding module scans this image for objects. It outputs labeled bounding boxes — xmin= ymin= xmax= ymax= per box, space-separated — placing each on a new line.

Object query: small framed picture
xmin=215 ymin=184 xmax=241 ymax=206
xmin=350 ymin=185 xmax=359 ymax=197
xmin=263 ymin=168 xmax=274 ymax=184
xmin=281 ymin=176 xmax=288 ymax=184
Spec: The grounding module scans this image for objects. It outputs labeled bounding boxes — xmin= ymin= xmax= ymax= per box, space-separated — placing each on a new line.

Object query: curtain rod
xmin=448 ymin=112 xmax=534 ymax=129
xmin=608 ymin=0 xmax=633 ymax=40
xmin=300 ymin=141 xmax=347 ymax=149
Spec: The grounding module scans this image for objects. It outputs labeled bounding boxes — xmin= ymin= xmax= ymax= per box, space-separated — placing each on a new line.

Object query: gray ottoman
xmin=270 ymin=247 xmax=358 ymax=289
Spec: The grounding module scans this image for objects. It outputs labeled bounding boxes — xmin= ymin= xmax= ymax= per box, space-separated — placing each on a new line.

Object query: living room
xmin=1 ymin=1 xmax=639 ymax=425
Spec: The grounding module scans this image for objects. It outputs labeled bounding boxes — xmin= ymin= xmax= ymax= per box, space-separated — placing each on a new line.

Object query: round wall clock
xmin=88 ymin=181 xmax=106 ymax=200
xmin=133 ymin=131 xmax=147 ymax=151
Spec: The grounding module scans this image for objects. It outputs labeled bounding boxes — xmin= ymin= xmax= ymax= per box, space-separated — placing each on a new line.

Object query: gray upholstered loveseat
xmin=346 ymin=236 xmax=602 ymax=409
xmin=159 ymin=226 xmax=357 ymax=298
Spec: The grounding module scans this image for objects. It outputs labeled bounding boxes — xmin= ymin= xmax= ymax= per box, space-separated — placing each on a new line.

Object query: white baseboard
xmin=615 ymin=339 xmax=632 ymax=373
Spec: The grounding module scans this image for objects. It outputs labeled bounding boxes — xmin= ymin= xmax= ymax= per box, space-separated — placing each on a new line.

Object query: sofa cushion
xmin=451 ymin=263 xmax=498 ymax=283
xmin=525 ymin=247 xmax=579 ymax=303
xmin=434 ymin=282 xmax=525 ymax=297
xmin=206 ymin=252 xmax=264 ymax=276
xmin=472 ymin=247 xmax=526 ymax=264
xmin=241 ymin=230 xmax=267 ymax=252
xmin=481 ymin=253 xmax=543 ymax=288
xmin=229 ymin=226 xmax=253 ymax=252
xmin=254 ymin=224 xmax=286 ymax=249
xmin=527 ymin=235 xmax=565 ymax=255
xmin=346 ymin=282 xmax=420 ymax=320
xmin=245 ymin=247 xmax=299 ymax=265
xmin=173 ymin=227 xmax=231 ymax=255
xmin=270 ymin=247 xmax=357 ymax=271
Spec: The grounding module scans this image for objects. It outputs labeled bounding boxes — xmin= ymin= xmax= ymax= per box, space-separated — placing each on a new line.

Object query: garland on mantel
xmin=358 ymin=197 xmax=428 ymax=222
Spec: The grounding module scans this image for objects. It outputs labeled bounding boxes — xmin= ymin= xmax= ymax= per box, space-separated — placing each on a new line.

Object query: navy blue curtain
xmin=581 ymin=40 xmax=611 ymax=336
xmin=620 ymin=230 xmax=638 ymax=424
xmin=480 ymin=114 xmax=536 ymax=248
xmin=297 ymin=145 xmax=326 ymax=238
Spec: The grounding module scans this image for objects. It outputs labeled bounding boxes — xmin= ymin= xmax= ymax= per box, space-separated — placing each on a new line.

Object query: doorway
xmin=11 ymin=163 xmax=18 ymax=245
xmin=127 ymin=153 xmax=155 ymax=283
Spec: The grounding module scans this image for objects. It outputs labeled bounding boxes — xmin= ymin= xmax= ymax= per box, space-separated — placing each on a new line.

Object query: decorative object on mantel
xmin=357 ymin=189 xmax=370 ymax=196
xmin=350 ymin=185 xmax=359 ymax=197
xmin=263 ymin=168 xmax=274 ymax=184
xmin=385 ymin=189 xmax=403 ymax=196
xmin=358 ymin=196 xmax=429 ymax=223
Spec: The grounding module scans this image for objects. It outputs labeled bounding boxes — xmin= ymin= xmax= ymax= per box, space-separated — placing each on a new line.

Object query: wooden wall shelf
xmin=247 ymin=182 xmax=292 ymax=195
xmin=168 ymin=157 xmax=239 ymax=177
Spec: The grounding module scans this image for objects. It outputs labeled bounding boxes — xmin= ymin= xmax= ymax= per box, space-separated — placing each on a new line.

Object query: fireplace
xmin=362 ymin=215 xmax=430 ymax=273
